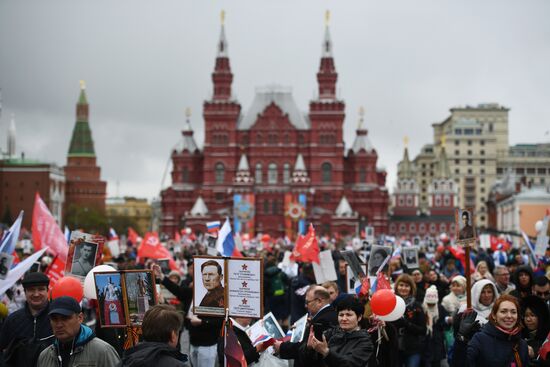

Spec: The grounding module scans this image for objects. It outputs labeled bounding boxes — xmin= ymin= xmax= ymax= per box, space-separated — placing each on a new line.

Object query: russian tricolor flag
xmin=207 ymin=221 xmax=221 ymax=234
xmin=215 ymin=219 xmax=242 ymax=257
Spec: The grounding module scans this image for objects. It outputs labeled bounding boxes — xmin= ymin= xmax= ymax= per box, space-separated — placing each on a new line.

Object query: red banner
xmin=290 ymin=223 xmax=320 ymax=264
xmin=138 ymin=232 xmax=178 ymax=271
xmin=32 ymin=192 xmax=68 ymax=262
xmin=44 ymin=256 xmax=65 ymax=289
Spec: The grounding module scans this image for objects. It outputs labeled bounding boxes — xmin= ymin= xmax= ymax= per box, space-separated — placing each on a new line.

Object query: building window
xmin=489 ymin=123 xmax=493 ymax=132
xmin=444 ymin=195 xmax=450 ymax=206
xmin=215 ymin=163 xmax=225 ymax=184
xmin=455 ymin=168 xmax=460 ymax=174
xmin=399 ymin=224 xmax=406 ymax=232
xmin=516 ymin=168 xmax=525 ymax=175
xmin=467 ymin=150 xmax=472 ymax=155
xmin=481 ymin=168 xmax=485 ymax=174
xmin=406 ymin=197 xmax=413 ymax=206
xmin=215 ymin=193 xmax=224 ymax=203
xmin=298 ymin=134 xmax=305 ymax=145
xmin=468 ymin=159 xmax=473 ymax=164
xmin=419 ymin=224 xmax=426 ymax=233
xmin=480 ymin=140 xmax=485 ymax=146
xmin=182 ymin=167 xmax=189 ymax=182
xmin=323 ymin=193 xmax=331 ymax=203
xmin=272 ymin=200 xmax=278 ymax=214
xmin=390 ymin=224 xmax=396 ymax=232
xmin=268 ymin=163 xmax=278 ymax=184
xmin=455 ymin=150 xmax=459 ymax=155
xmin=263 ymin=200 xmax=269 ymax=214
xmin=410 ymin=224 xmax=416 ymax=232
xmin=435 ymin=196 xmax=441 ymax=206
xmin=256 ymin=133 xmax=263 ymax=144
xmin=398 ymin=197 xmax=404 ymax=206
xmin=468 ymin=140 xmax=472 ymax=146
xmin=480 ymin=150 xmax=485 ymax=155
xmin=440 ymin=223 xmax=447 ymax=232
xmin=468 ymin=169 xmax=472 ymax=174
xmin=359 ymin=166 xmax=366 ymax=182
xmin=255 ymin=163 xmax=262 ymax=184
xmin=430 ymin=223 xmax=436 ymax=232
xmin=455 ymin=129 xmax=462 ymax=135
xmin=268 ymin=134 xmax=278 ymax=145
xmin=321 ymin=162 xmax=332 ymax=183
xmin=283 ymin=163 xmax=290 ymax=184
xmin=455 ymin=159 xmax=460 ymax=164
xmin=455 ymin=140 xmax=459 ymax=146
xmin=480 ymin=159 xmax=485 ymax=164
xmin=537 ymin=168 xmax=547 ymax=175
xmin=496 ymin=168 xmax=503 ymax=174
xmin=464 ymin=129 xmax=474 ymax=135
xmin=527 ymin=168 xmax=536 ymax=174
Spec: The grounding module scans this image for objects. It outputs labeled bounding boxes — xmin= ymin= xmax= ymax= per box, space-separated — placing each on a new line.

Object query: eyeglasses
xmin=305 ymin=298 xmax=319 ymax=306
xmin=535 ymin=291 xmax=550 ymax=297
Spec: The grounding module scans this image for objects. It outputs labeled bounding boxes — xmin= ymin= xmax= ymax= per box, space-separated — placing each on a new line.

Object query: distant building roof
xmin=335 ymin=196 xmax=353 ymax=217
xmin=238 ymin=86 xmax=310 ymax=130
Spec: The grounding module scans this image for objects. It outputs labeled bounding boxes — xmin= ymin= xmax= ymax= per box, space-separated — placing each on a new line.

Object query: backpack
xmin=269 ymin=271 xmax=287 ymax=297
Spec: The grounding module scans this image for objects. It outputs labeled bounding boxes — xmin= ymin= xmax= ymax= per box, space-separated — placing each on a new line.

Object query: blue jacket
xmin=467 ymin=322 xmax=528 ymax=367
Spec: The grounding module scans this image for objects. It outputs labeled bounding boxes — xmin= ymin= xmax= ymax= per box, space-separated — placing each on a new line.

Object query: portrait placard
xmin=312 ymin=250 xmax=338 ymax=284
xmin=368 ymin=245 xmax=392 ymax=276
xmin=157 ymin=258 xmax=171 ymax=275
xmin=365 ymin=226 xmax=375 ymax=243
xmin=290 ymin=314 xmax=308 ymax=343
xmin=227 ymin=257 xmax=263 ymax=318
xmin=345 ymin=264 xmax=367 ymax=294
xmin=456 ymin=208 xmax=476 ymax=244
xmin=340 ymin=250 xmax=366 ymax=280
xmin=245 ymin=320 xmax=270 ymax=346
xmin=193 ymin=256 xmax=226 ymax=316
xmin=0 ymin=252 xmax=14 ymax=280
xmin=94 ymin=271 xmax=127 ymax=328
xmin=66 ymin=231 xmax=104 ymax=278
xmin=262 ymin=312 xmax=285 ymax=339
xmin=122 ymin=270 xmax=156 ymax=327
xmin=402 ymin=247 xmax=419 ymax=269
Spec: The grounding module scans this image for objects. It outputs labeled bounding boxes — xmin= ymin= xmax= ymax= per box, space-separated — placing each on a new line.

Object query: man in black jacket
xmin=121 ymin=304 xmax=189 ymax=366
xmin=274 ymin=285 xmax=338 ymax=367
xmin=0 ymin=272 xmax=54 ymax=366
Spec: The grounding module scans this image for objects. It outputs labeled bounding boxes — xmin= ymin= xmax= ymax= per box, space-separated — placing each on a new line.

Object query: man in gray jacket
xmin=37 ymin=296 xmax=120 ymax=367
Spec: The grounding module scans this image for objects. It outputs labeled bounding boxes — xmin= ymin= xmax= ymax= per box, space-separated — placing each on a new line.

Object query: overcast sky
xmin=1 ymin=0 xmax=549 ymax=201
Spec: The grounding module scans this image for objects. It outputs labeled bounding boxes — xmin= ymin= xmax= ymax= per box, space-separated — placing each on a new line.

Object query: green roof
xmin=1 ymin=158 xmax=46 ymax=166
xmin=68 ymin=121 xmax=96 ymax=157
xmin=78 ymin=88 xmax=88 ymax=105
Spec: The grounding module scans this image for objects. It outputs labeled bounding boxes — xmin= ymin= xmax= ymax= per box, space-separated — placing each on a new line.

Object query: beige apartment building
xmin=106 ymin=196 xmax=152 ymax=235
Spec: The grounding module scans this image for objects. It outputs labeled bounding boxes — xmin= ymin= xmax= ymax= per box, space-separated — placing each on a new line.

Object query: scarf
xmin=494 ymin=324 xmax=523 ymax=367
xmin=422 ymin=303 xmax=439 ymax=336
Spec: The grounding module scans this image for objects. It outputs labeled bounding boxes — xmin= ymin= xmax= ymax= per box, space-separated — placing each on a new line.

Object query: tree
xmin=65 ymin=204 xmax=108 ymax=234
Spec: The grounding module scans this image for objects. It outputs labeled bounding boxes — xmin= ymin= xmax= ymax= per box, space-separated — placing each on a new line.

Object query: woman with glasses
xmin=305 ymin=296 xmax=373 ymax=367
xmin=521 ymin=295 xmax=550 ymax=366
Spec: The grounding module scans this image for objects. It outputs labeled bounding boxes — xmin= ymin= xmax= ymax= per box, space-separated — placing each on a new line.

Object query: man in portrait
xmin=458 ymin=210 xmax=475 ymax=241
xmin=199 ymin=260 xmax=224 ymax=308
xmin=71 ymin=242 xmax=96 ymax=276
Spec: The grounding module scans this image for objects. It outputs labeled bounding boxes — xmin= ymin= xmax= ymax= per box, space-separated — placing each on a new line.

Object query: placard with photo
xmin=0 ymin=252 xmax=14 ymax=280
xmin=193 ymin=256 xmax=226 ymax=316
xmin=122 ymin=270 xmax=156 ymax=327
xmin=290 ymin=314 xmax=308 ymax=343
xmin=227 ymin=257 xmax=263 ymax=318
xmin=94 ymin=271 xmax=126 ymax=328
xmin=157 ymin=258 xmax=171 ymax=275
xmin=245 ymin=319 xmax=271 ymax=346
xmin=456 ymin=208 xmax=476 ymax=244
xmin=65 ymin=231 xmax=104 ymax=278
xmin=262 ymin=312 xmax=285 ymax=339
xmin=345 ymin=264 xmax=368 ymax=294
xmin=402 ymin=247 xmax=419 ymax=269
xmin=368 ymin=245 xmax=392 ymax=276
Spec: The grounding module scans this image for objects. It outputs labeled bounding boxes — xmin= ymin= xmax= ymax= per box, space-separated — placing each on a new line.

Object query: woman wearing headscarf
xmin=471 ymin=260 xmax=495 ymax=283
xmin=510 ymin=265 xmax=535 ymax=300
xmin=391 ymin=274 xmax=426 ymax=367
xmin=521 ymin=295 xmax=550 ymax=366
xmin=441 ymin=275 xmax=467 ymax=316
xmin=458 ymin=279 xmax=499 ymax=325
xmin=467 ymin=294 xmax=529 ymax=366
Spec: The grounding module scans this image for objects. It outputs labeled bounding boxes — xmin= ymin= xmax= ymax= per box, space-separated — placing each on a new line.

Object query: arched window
xmin=272 ymin=200 xmax=278 ymax=214
xmin=268 ymin=163 xmax=278 ymax=184
xmin=215 ymin=162 xmax=225 ymax=184
xmin=359 ymin=167 xmax=366 ymax=182
xmin=255 ymin=163 xmax=262 ymax=184
xmin=256 ymin=133 xmax=263 ymax=145
xmin=321 ymin=162 xmax=332 ymax=183
xmin=283 ymin=163 xmax=291 ymax=184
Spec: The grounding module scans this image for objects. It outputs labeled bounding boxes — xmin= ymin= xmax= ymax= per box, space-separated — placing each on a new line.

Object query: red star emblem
xmin=242 ymin=281 xmax=248 ymax=288
xmin=242 ymin=298 xmax=248 ymax=305
xmin=241 ymin=264 xmax=248 ymax=271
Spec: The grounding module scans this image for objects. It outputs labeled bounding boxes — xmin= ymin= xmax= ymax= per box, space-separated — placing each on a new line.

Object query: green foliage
xmin=65 ymin=204 xmax=108 ymax=234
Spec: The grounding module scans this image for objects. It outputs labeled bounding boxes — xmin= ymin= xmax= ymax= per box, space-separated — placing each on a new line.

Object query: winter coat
xmin=289 ymin=274 xmax=313 ymax=324
xmin=467 ymin=322 xmax=529 ymax=367
xmin=442 ymin=291 xmax=466 ymax=315
xmin=422 ymin=304 xmax=448 ymax=364
xmin=392 ymin=297 xmax=426 ymax=355
xmin=304 ymin=327 xmax=374 ymax=367
xmin=121 ymin=342 xmax=188 ymax=367
xmin=279 ymin=304 xmax=338 ymax=367
xmin=38 ymin=324 xmax=121 ymax=367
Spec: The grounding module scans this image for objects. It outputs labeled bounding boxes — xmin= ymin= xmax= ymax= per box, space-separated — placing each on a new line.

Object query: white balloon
xmin=83 ymin=265 xmax=116 ymax=299
xmin=378 ymin=295 xmax=406 ymax=322
xmin=535 ymin=220 xmax=543 ymax=233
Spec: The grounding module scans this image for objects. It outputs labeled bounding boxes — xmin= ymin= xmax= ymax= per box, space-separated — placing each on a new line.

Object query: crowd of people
xmin=0 ymin=230 xmax=549 ymax=367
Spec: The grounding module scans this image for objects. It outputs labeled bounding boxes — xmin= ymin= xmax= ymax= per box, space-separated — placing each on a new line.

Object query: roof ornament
xmin=221 ymin=9 xmax=225 ymax=25
xmin=79 ymin=80 xmax=86 ymax=90
xmin=325 ymin=9 xmax=330 ymax=26
xmin=404 ymin=136 xmax=409 ymax=148
xmin=358 ymin=106 xmax=365 ymax=129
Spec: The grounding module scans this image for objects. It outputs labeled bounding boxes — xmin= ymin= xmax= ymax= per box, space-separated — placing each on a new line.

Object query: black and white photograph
xmin=262 ymin=312 xmax=285 ymax=339
xmin=290 ymin=314 xmax=308 ymax=343
xmin=368 ymin=245 xmax=392 ymax=276
xmin=65 ymin=231 xmax=103 ymax=278
xmin=0 ymin=252 xmax=13 ymax=280
xmin=346 ymin=264 xmax=368 ymax=294
xmin=402 ymin=247 xmax=419 ymax=269
xmin=193 ymin=256 xmax=226 ymax=316
xmin=456 ymin=208 xmax=476 ymax=243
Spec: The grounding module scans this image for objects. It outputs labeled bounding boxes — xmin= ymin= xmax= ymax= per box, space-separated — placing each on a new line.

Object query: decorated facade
xmin=161 ymin=16 xmax=389 ymax=238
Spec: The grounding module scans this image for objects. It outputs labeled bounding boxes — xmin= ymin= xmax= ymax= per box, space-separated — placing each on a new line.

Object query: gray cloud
xmin=1 ymin=0 xmax=549 ymax=200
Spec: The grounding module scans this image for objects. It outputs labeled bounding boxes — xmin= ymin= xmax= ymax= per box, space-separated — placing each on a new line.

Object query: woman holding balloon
xmin=391 ymin=274 xmax=427 ymax=367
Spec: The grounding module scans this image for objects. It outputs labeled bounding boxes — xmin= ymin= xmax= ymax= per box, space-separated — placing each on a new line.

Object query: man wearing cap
xmin=0 ymin=272 xmax=54 ymax=366
xmin=37 ymin=296 xmax=120 ymax=367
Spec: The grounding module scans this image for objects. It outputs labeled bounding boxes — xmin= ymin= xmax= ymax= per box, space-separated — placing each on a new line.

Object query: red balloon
xmin=51 ymin=276 xmax=83 ymax=302
xmin=261 ymin=234 xmax=271 ymax=243
xmin=370 ymin=289 xmax=397 ymax=316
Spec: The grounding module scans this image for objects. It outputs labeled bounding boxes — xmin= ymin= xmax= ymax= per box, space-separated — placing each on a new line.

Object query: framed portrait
xmin=157 ymin=258 xmax=171 ymax=275
xmin=455 ymin=208 xmax=476 ymax=244
xmin=402 ymin=247 xmax=419 ymax=269
xmin=0 ymin=252 xmax=14 ymax=280
xmin=94 ymin=271 xmax=127 ymax=328
xmin=193 ymin=256 xmax=226 ymax=316
xmin=122 ymin=270 xmax=157 ymax=327
xmin=290 ymin=314 xmax=308 ymax=343
xmin=368 ymin=245 xmax=392 ymax=277
xmin=227 ymin=257 xmax=263 ymax=319
xmin=345 ymin=264 xmax=367 ymax=294
xmin=262 ymin=312 xmax=285 ymax=339
xmin=65 ymin=231 xmax=104 ymax=278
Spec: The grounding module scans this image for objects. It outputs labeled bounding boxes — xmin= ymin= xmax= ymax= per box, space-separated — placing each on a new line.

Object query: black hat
xmin=21 ymin=272 xmax=50 ymax=289
xmin=48 ymin=296 xmax=81 ymax=316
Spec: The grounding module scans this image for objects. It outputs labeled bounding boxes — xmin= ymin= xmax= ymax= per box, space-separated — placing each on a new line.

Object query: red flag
xmin=44 ymin=256 xmax=65 ymax=289
xmin=174 ymin=231 xmax=181 ymax=243
xmin=358 ymin=276 xmax=370 ymax=298
xmin=376 ymin=272 xmax=391 ymax=291
xmin=448 ymin=245 xmax=475 ymax=273
xmin=32 ymin=192 xmax=68 ymax=262
xmin=290 ymin=224 xmax=320 ymax=264
xmin=224 ymin=322 xmax=247 ymax=367
xmin=138 ymin=232 xmax=178 ymax=271
xmin=128 ymin=227 xmax=139 ymax=246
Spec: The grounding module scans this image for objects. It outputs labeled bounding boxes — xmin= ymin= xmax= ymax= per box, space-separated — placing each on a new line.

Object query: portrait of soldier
xmin=198 ymin=260 xmax=224 ymax=308
xmin=458 ymin=210 xmax=475 ymax=241
xmin=71 ymin=242 xmax=97 ymax=276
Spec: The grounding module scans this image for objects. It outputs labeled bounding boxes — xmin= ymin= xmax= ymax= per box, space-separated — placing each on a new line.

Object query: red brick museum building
xmin=161 ymin=20 xmax=389 ymax=238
